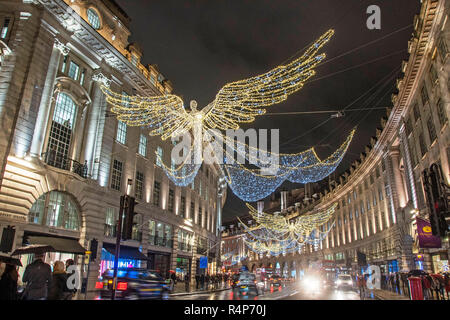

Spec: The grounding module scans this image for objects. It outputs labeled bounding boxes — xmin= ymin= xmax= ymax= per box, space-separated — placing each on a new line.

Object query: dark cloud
xmin=115 ymin=0 xmax=421 ymax=221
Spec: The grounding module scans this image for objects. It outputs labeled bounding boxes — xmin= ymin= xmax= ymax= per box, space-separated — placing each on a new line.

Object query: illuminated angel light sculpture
xmin=101 ymin=30 xmax=355 ymax=201
xmin=240 ymin=204 xmax=337 ymax=256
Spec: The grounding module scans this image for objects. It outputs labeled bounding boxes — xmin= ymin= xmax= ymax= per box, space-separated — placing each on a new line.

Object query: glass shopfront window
xmin=176 ymin=257 xmax=191 ymax=281
xmin=99 ymin=248 xmax=141 ymax=277
xmin=147 ymin=252 xmax=170 ymax=278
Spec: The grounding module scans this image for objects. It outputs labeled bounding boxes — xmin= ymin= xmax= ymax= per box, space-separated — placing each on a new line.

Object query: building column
xmin=383 ymin=153 xmax=398 ymax=226
xmin=84 ymin=73 xmax=111 ymax=178
xmin=399 ymin=128 xmax=418 ymax=208
xmin=29 ymin=38 xmax=69 ymax=158
xmin=170 ymin=226 xmax=179 ymax=274
xmin=389 ymin=148 xmax=407 ymax=209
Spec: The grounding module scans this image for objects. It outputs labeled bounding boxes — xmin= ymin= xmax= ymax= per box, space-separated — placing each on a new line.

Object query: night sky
xmin=115 ymin=0 xmax=421 ymax=221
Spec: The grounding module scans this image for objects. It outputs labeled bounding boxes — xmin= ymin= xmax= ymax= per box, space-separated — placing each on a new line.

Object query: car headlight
xmin=304 ymin=277 xmax=320 ymax=290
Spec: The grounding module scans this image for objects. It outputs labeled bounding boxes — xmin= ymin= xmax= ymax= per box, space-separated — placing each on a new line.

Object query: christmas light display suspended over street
xmin=239 ymin=204 xmax=337 ymax=256
xmin=101 ymin=29 xmax=356 ymax=202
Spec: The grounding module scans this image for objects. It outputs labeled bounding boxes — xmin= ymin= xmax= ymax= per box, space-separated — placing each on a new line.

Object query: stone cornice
xmin=39 ymin=0 xmax=162 ymax=97
xmin=311 ymin=0 xmax=440 ymax=210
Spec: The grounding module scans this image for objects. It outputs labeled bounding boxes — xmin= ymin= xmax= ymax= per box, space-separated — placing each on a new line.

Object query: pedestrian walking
xmin=22 ymin=253 xmax=52 ymax=300
xmin=395 ymin=272 xmax=401 ymax=294
xmin=48 ymin=261 xmax=70 ymax=300
xmin=205 ymin=273 xmax=210 ymax=290
xmin=0 ymin=263 xmax=18 ymax=300
xmin=200 ymin=273 xmax=205 ymax=290
xmin=357 ymin=274 xmax=367 ymax=300
xmin=185 ymin=273 xmax=190 ymax=292
xmin=195 ymin=273 xmax=200 ymax=290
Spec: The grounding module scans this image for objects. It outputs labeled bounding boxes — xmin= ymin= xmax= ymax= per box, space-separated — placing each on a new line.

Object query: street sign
xmin=199 ymin=256 xmax=208 ymax=269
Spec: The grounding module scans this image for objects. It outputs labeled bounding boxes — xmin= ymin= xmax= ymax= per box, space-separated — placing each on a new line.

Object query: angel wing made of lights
xmin=101 ymin=29 xmax=335 ymax=140
xmin=243 ymin=202 xmax=337 ymax=236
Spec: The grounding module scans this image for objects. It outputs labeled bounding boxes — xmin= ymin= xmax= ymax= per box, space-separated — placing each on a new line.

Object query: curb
xmin=170 ymin=287 xmax=231 ymax=297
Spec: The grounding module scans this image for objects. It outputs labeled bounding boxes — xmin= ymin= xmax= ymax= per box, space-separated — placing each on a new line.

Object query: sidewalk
xmin=370 ymin=289 xmax=410 ymax=300
xmin=170 ymin=282 xmax=231 ymax=297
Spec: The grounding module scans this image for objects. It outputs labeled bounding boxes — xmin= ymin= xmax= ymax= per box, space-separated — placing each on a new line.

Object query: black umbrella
xmin=11 ymin=244 xmax=55 ymax=256
xmin=0 ymin=255 xmax=23 ymax=266
xmin=407 ymin=269 xmax=428 ymax=277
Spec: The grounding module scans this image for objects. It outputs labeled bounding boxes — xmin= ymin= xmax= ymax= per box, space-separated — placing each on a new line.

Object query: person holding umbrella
xmin=0 ymin=262 xmax=19 ymax=300
xmin=22 ymin=253 xmax=52 ymax=300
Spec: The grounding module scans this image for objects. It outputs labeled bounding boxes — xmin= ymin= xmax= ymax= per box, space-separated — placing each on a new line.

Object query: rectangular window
xmin=418 ymin=133 xmax=427 ymax=157
xmin=190 ymin=202 xmax=195 ymax=220
xmin=438 ymin=37 xmax=448 ymax=62
xmin=180 ymin=196 xmax=186 ymax=218
xmin=198 ymin=207 xmax=203 ymax=226
xmin=156 ymin=146 xmax=163 ymax=167
xmin=437 ymin=99 xmax=448 ymax=127
xmin=80 ymin=68 xmax=86 ymax=86
xmin=0 ymin=18 xmax=10 ymax=39
xmin=427 ymin=116 xmax=437 ymax=144
xmin=168 ymin=189 xmax=174 ymax=212
xmin=148 ymin=220 xmax=156 ymax=245
xmin=68 ymin=61 xmax=80 ymax=81
xmin=408 ymin=137 xmax=417 ymax=167
xmin=104 ymin=208 xmax=118 ymax=237
xmin=413 ymin=103 xmax=420 ymax=122
xmin=61 ymin=56 xmax=67 ymax=73
xmin=116 ymin=121 xmax=127 ymax=144
xmin=420 ymin=85 xmax=429 ymax=105
xmin=135 ymin=171 xmax=144 ymax=200
xmin=429 ymin=65 xmax=438 ymax=84
xmin=405 ymin=117 xmax=413 ymax=136
xmin=138 ymin=134 xmax=147 ymax=157
xmin=153 ymin=181 xmax=160 ymax=206
xmin=110 ymin=159 xmax=123 ymax=191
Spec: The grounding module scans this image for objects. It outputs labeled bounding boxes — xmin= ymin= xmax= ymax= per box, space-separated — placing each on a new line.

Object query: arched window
xmin=29 ymin=191 xmax=80 ymax=231
xmin=87 ymin=8 xmax=101 ymax=29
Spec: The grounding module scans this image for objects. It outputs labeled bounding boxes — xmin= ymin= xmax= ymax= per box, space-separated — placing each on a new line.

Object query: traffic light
xmin=89 ymin=238 xmax=98 ymax=261
xmin=357 ymin=251 xmax=367 ymax=266
xmin=121 ymin=195 xmax=136 ymax=241
xmin=422 ymin=164 xmax=449 ymax=238
xmin=0 ymin=226 xmax=15 ymax=253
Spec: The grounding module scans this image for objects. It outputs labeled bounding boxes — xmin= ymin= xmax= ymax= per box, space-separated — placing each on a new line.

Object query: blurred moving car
xmin=268 ymin=274 xmax=282 ymax=287
xmin=231 ymin=273 xmax=240 ymax=288
xmin=336 ymin=274 xmax=353 ymax=290
xmin=96 ymin=268 xmax=170 ymax=300
xmin=236 ymin=272 xmax=258 ymax=295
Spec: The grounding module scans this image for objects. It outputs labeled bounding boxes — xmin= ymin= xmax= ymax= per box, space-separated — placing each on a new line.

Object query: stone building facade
xmin=243 ymin=0 xmax=449 ymax=278
xmin=0 ymin=0 xmax=226 ymax=298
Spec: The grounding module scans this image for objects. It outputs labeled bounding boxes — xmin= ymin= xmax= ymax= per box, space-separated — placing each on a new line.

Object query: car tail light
xmin=117 ymin=282 xmax=128 ymax=291
xmin=95 ymin=282 xmax=103 ymax=289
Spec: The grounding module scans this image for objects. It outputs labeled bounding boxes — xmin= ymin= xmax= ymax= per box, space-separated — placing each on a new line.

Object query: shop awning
xmin=12 ymin=236 xmax=87 ymax=256
xmin=103 ymin=243 xmax=148 ymax=261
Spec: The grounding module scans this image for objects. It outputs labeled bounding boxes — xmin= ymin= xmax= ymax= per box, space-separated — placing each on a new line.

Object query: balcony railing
xmin=42 ymin=151 xmax=87 ymax=178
